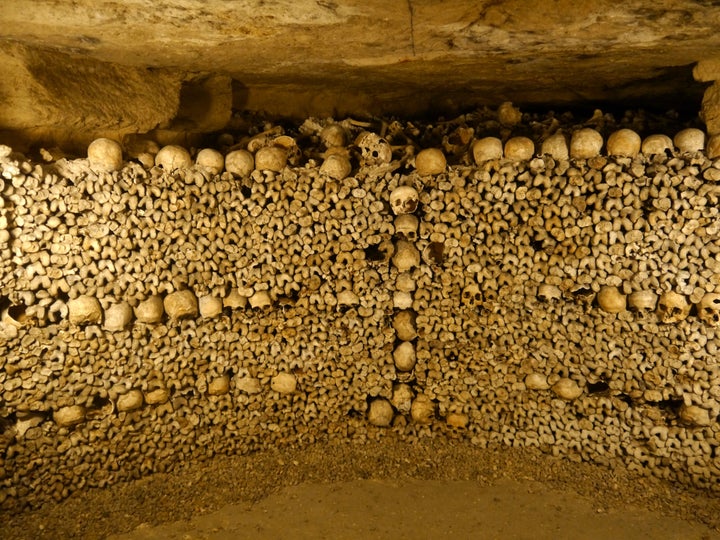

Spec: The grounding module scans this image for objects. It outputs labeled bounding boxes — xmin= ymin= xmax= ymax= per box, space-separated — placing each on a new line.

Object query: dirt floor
xmin=2 ymin=436 xmax=719 ymax=540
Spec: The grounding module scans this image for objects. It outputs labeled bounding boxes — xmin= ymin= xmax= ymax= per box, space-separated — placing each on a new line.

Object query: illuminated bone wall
xmin=2 ymin=110 xmax=720 ymax=510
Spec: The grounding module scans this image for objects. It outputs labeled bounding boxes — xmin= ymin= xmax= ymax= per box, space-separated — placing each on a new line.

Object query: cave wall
xmin=1 ymin=112 xmax=720 ymax=510
xmin=3 ymin=0 xmax=720 ymax=512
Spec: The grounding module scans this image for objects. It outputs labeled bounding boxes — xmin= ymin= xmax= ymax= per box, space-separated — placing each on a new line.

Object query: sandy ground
xmin=2 ymin=436 xmax=719 ymax=540
xmin=108 ymin=478 xmax=718 ymax=540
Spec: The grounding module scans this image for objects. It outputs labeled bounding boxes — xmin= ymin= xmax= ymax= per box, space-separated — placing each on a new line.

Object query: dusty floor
xmin=1 ymin=435 xmax=719 ymax=540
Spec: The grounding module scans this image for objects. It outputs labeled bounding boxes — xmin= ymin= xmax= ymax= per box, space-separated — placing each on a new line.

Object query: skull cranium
xmin=355 ymin=131 xmax=392 ymax=165
xmin=627 ymin=290 xmax=658 ymax=314
xmin=249 ymin=290 xmax=272 ymax=311
xmin=596 ymin=286 xmax=627 ymax=314
xmin=537 ymin=283 xmax=562 ymax=304
xmin=394 ymin=214 xmax=419 ymax=241
xmin=461 ymin=283 xmax=483 ymax=307
xmin=656 ymin=291 xmax=690 ymax=324
xmin=390 ymin=186 xmax=419 ymax=215
xmin=697 ymin=293 xmax=720 ymax=327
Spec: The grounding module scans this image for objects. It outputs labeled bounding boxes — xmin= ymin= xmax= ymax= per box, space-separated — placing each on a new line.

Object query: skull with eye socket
xmin=355 ymin=131 xmax=392 ymax=166
xmin=656 ymin=291 xmax=690 ymax=324
xmin=627 ymin=290 xmax=658 ymax=318
xmin=537 ymin=283 xmax=562 ymax=304
xmin=461 ymin=283 xmax=483 ymax=308
xmin=248 ymin=290 xmax=272 ymax=311
xmin=697 ymin=293 xmax=720 ymax=327
xmin=390 ymin=185 xmax=419 ymax=215
xmin=394 ymin=214 xmax=419 ymax=242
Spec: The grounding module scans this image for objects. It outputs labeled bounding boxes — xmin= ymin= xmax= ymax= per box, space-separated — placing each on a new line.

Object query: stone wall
xmin=1 ymin=109 xmax=720 ymax=511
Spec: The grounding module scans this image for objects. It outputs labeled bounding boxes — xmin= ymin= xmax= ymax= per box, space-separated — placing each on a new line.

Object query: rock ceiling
xmin=1 ymin=0 xmax=720 ymax=150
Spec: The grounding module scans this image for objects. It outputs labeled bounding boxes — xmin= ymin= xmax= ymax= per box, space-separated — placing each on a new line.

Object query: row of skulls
xmin=537 ymin=283 xmax=720 ymax=326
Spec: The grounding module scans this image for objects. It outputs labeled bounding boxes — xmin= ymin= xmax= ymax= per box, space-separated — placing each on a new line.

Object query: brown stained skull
xmin=656 ymin=291 xmax=690 ymax=324
xmin=355 ymin=131 xmax=392 ymax=166
xmin=697 ymin=293 xmax=720 ymax=327
xmin=461 ymin=283 xmax=483 ymax=307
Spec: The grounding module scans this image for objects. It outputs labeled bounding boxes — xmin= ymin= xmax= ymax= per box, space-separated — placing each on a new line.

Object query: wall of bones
xmin=1 ymin=106 xmax=720 ymax=510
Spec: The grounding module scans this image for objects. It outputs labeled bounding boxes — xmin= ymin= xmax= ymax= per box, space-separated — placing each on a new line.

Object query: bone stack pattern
xmin=1 ymin=106 xmax=720 ymax=511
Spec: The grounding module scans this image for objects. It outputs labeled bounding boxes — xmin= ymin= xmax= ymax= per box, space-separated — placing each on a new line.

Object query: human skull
xmin=393 ymin=291 xmax=413 ymax=309
xmin=390 ymin=185 xmax=419 ymax=215
xmin=134 ymin=295 xmax=164 ymax=323
xmin=87 ymin=138 xmax=123 ymax=172
xmin=254 ymin=146 xmax=287 ymax=172
xmin=103 ymin=301 xmax=133 ymax=331
xmin=393 ymin=341 xmax=416 ymax=372
xmin=155 ymin=145 xmax=192 ymax=171
xmin=540 ymin=133 xmax=569 ymax=160
xmin=272 ymin=135 xmax=301 ymax=165
xmin=393 ymin=310 xmax=417 ymax=341
xmin=391 ymin=383 xmax=414 ymax=414
xmin=627 ymin=290 xmax=658 ymax=314
xmin=53 ymin=405 xmax=86 ymax=427
xmin=410 ymin=394 xmax=434 ymax=424
xmin=198 ymin=295 xmax=223 ymax=318
xmin=223 ymin=288 xmax=248 ymax=309
xmin=472 ymin=137 xmax=503 ymax=163
xmin=641 ymin=134 xmax=673 ymax=156
xmin=596 ymin=286 xmax=627 ymax=314
xmin=674 ymin=128 xmax=705 ymax=154
xmin=504 ymin=136 xmax=535 ymax=161
xmin=656 ymin=291 xmax=690 ymax=323
xmin=67 ymin=295 xmax=102 ymax=326
xmin=249 ymin=290 xmax=272 ymax=311
xmin=392 ymin=240 xmax=420 ymax=271
xmin=320 ymin=154 xmax=352 ymax=180
xmin=570 ymin=128 xmax=603 ymax=159
xmin=320 ymin=123 xmax=348 ymax=148
xmin=537 ymin=283 xmax=562 ymax=303
xmin=271 ymin=372 xmax=297 ymax=394
xmin=442 ymin=126 xmax=474 ymax=155
xmin=195 ymin=148 xmax=224 ymax=175
xmin=497 ymin=101 xmax=522 ymax=126
xmin=697 ymin=293 xmax=720 ymax=327
xmin=394 ymin=214 xmax=419 ymax=241
xmin=606 ymin=129 xmax=641 ymax=157
xmin=679 ymin=404 xmax=711 ymax=427
xmin=355 ymin=131 xmax=392 ymax=165
xmin=367 ymin=398 xmax=393 ymax=427
xmin=525 ymin=372 xmax=550 ymax=390
xmin=224 ymin=149 xmax=254 ymax=177
xmin=552 ymin=378 xmax=583 ymax=400
xmin=395 ymin=272 xmax=416 ymax=292
xmin=164 ymin=290 xmax=199 ymax=319
xmin=414 ymin=148 xmax=446 ymax=176
xmin=117 ymin=389 xmax=144 ymax=412
xmin=461 ymin=283 xmax=483 ymax=307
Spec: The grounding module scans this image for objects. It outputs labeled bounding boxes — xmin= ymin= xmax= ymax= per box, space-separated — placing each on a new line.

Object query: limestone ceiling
xmin=1 ymin=0 xmax=719 ymax=148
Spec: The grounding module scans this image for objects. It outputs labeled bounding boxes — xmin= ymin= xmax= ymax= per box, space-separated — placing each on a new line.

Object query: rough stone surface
xmin=0 ymin=1 xmax=719 ymax=149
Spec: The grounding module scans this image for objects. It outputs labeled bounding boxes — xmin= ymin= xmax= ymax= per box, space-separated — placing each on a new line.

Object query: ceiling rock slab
xmin=1 ymin=0 xmax=720 ymax=147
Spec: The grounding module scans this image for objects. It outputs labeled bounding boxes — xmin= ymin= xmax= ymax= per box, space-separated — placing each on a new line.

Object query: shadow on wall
xmin=0 ymin=41 xmax=711 ymax=154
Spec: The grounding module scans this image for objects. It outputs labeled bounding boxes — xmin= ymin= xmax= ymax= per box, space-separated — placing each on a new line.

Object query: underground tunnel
xmin=2 ymin=1 xmax=720 ymax=538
